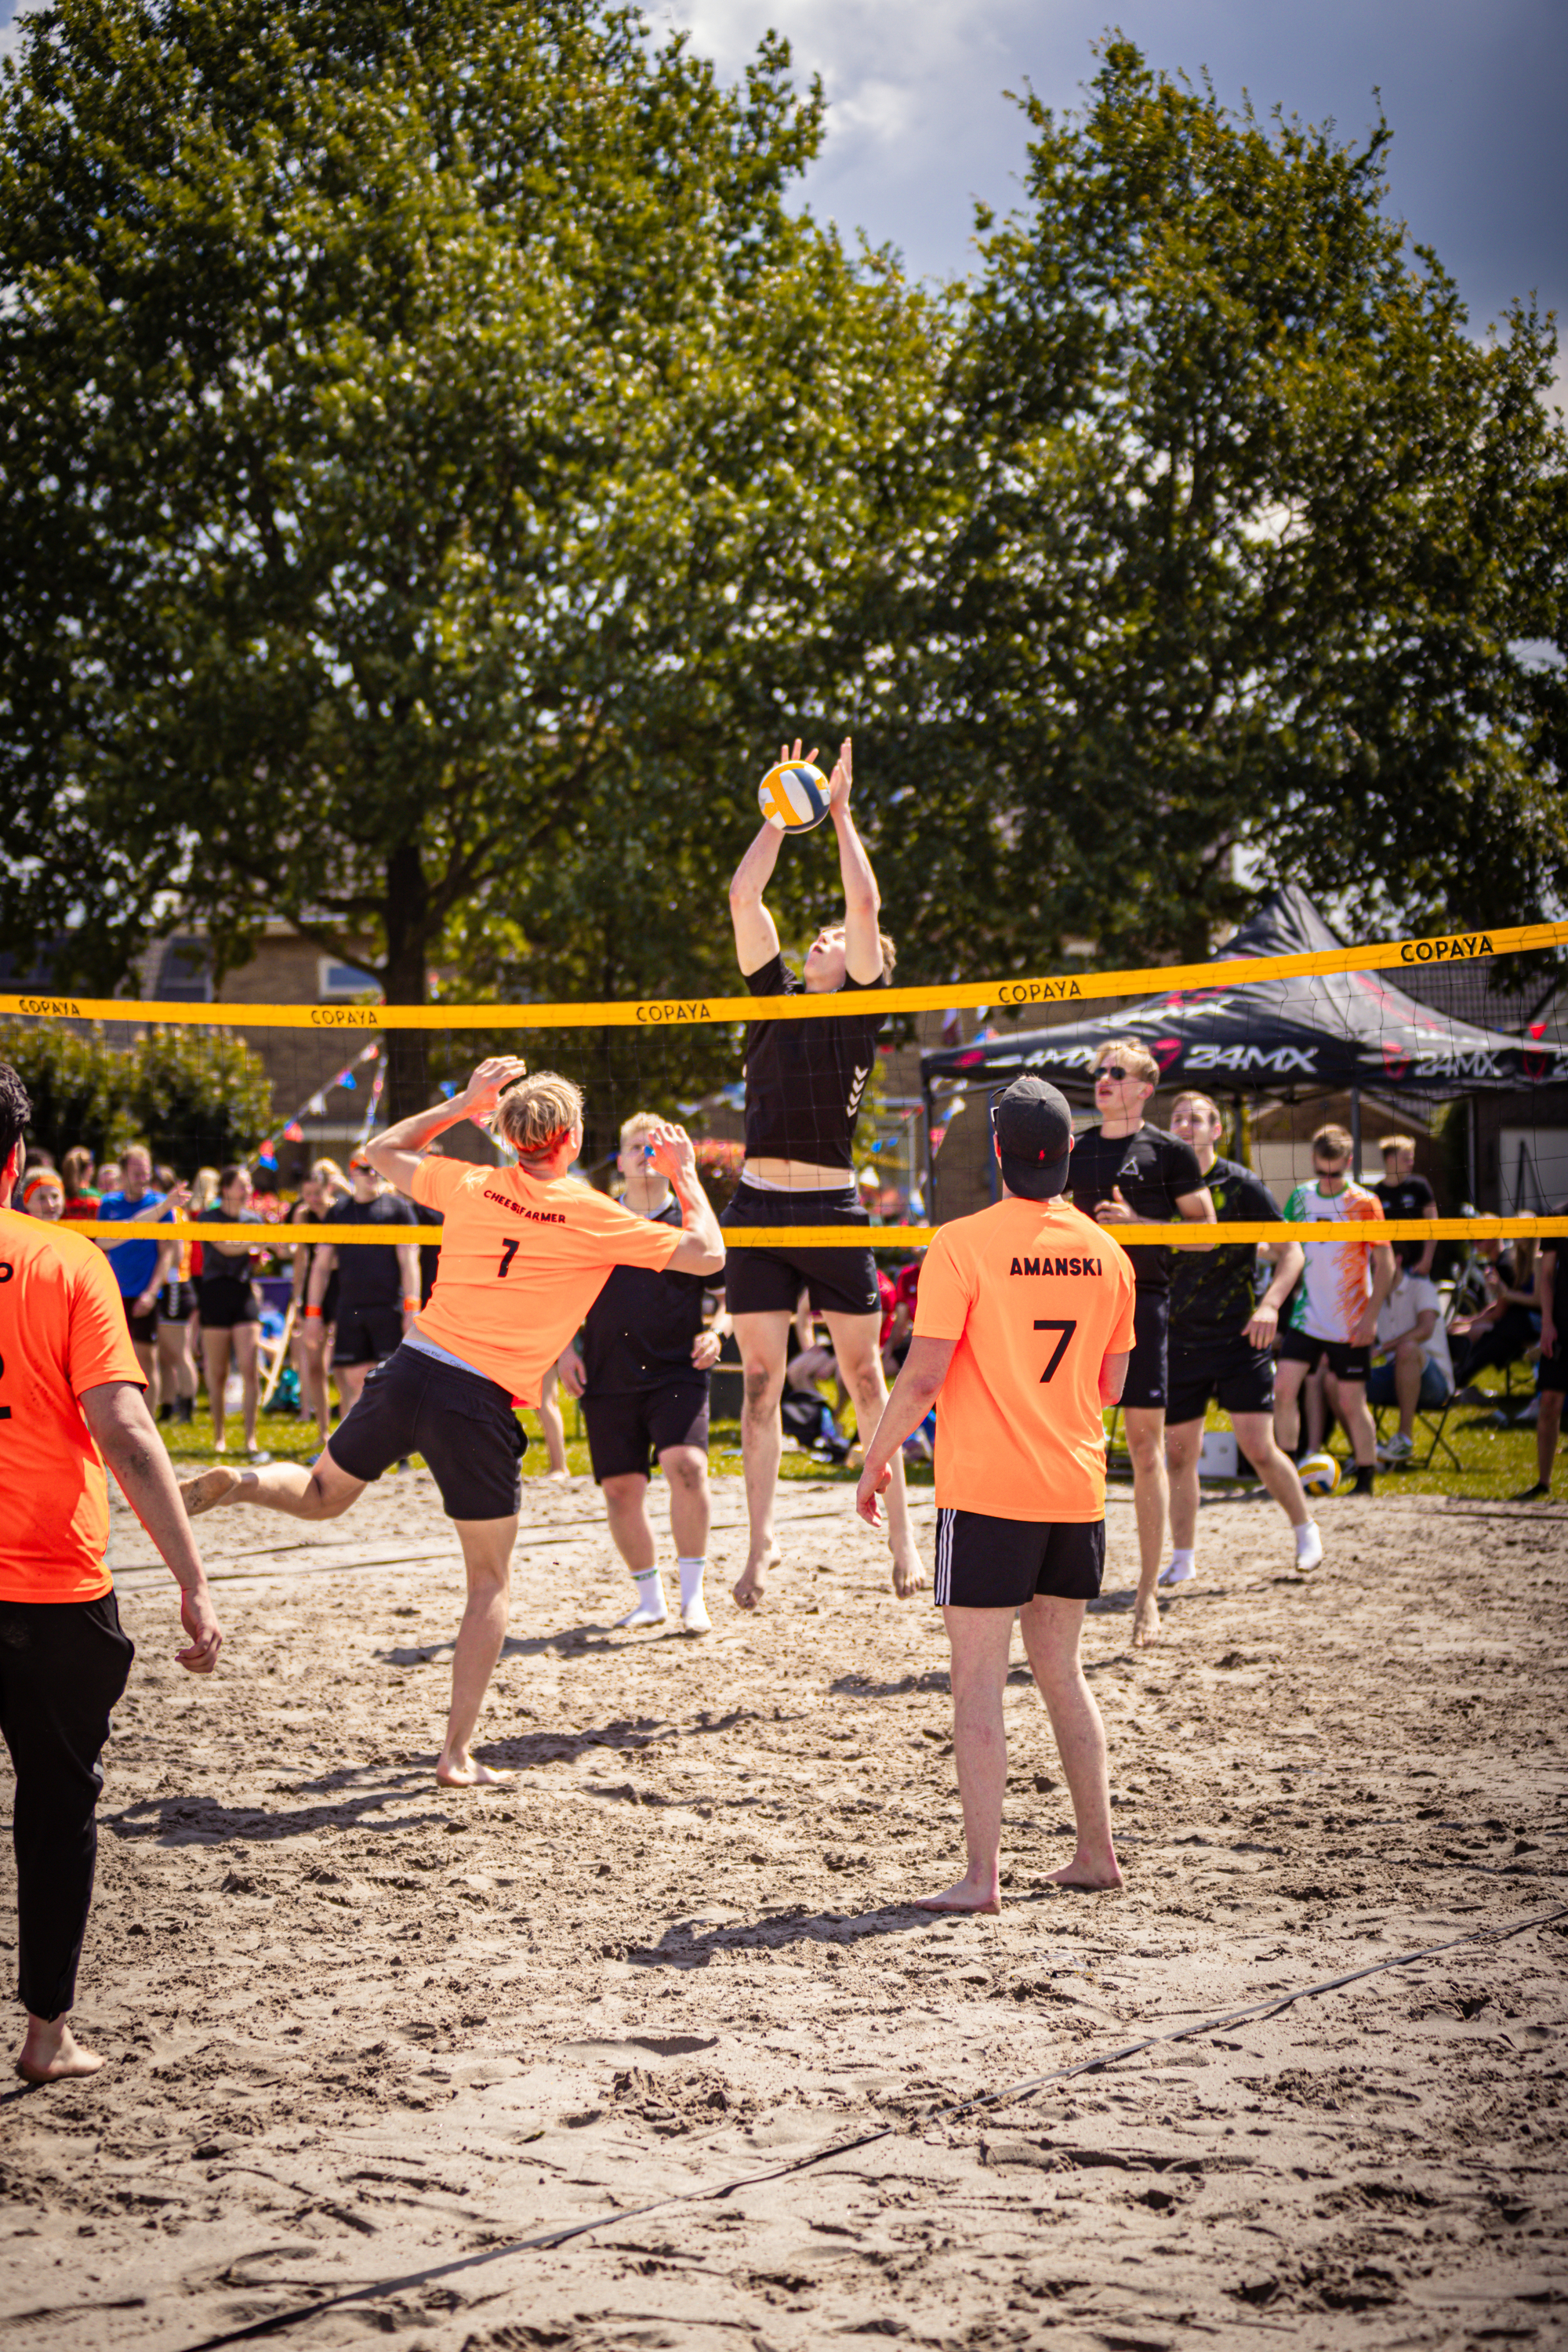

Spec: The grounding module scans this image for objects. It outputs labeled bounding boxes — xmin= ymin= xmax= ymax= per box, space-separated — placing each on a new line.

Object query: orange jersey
xmin=0 ymin=1207 xmax=146 ymax=1601
xmin=913 ymin=1196 xmax=1137 ymax=1521
xmin=408 ymin=1158 xmax=685 ymax=1405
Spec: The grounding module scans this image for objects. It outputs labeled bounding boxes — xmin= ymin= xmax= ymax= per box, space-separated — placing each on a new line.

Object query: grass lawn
xmin=150 ymin=1361 xmax=1553 ymax=1504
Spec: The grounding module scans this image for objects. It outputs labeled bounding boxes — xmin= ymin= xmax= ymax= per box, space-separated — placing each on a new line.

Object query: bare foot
xmin=436 ymin=1755 xmax=517 ymax=1788
xmin=180 ymin=1466 xmax=242 ymax=1518
xmin=1131 ymin=1592 xmax=1160 ymax=1646
xmin=914 ymin=1878 xmax=1000 ymax=1914
xmin=544 ymin=1468 xmax=570 ymax=1483
xmin=732 ymin=1544 xmax=780 ymax=1611
xmin=891 ymin=1547 xmax=925 ymax=1599
xmin=1047 ymin=1855 xmax=1123 ymax=1891
xmin=16 ymin=2020 xmax=104 ymax=2084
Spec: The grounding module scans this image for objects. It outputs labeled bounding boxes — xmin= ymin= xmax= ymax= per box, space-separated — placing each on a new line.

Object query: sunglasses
xmin=1098 ymin=1064 xmax=1138 ymax=1082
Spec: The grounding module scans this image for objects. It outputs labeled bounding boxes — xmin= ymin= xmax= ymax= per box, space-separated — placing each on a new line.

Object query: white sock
xmin=1295 ymin=1521 xmax=1323 ymax=1567
xmin=616 ymin=1567 xmax=667 ymax=1628
xmin=677 ymin=1556 xmax=706 ymax=1610
xmin=1159 ymin=1548 xmax=1196 ymax=1587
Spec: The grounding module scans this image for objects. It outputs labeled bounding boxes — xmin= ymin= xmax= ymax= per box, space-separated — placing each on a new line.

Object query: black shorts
xmin=1120 ymin=1289 xmax=1170 ymax=1412
xmin=1167 ymin=1335 xmax=1276 ymax=1426
xmin=158 ymin=1279 xmax=198 ymax=1323
xmin=1278 ymin=1328 xmax=1370 ymax=1385
xmin=333 ymin=1301 xmax=405 ymax=1367
xmin=198 ymin=1277 xmax=260 ymax=1330
xmin=720 ymin=1184 xmax=880 ymax=1318
xmin=120 ymin=1295 xmax=158 ymax=1347
xmin=933 ymin=1510 xmax=1105 ymax=1609
xmin=582 ymin=1383 xmax=710 ymax=1483
xmin=1537 ymin=1344 xmax=1568 ymax=1396
xmin=328 ymin=1344 xmax=526 ymax=1519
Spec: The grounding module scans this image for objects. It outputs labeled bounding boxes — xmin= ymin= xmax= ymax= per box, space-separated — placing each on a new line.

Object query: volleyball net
xmin=4 ymin=915 xmax=1566 ymax=1251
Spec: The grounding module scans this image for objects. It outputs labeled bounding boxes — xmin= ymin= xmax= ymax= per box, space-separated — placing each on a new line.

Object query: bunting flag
xmin=282 ymin=1122 xmax=304 ymax=1142
xmin=358 ymin=1068 xmax=385 ymax=1143
xmin=438 ymin=1080 xmax=458 ymax=1098
xmin=256 ymin=1140 xmax=278 ymax=1167
xmin=306 ymin=1092 xmax=327 ymax=1116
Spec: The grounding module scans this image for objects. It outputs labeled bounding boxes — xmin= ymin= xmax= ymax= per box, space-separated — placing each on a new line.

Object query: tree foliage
xmin=2 ymin=1021 xmax=274 ymax=1166
xmin=2 ymin=16 xmax=1563 ymax=1047
xmin=862 ymin=40 xmax=1568 ymax=971
xmin=0 ymin=0 xmax=938 ymax=1105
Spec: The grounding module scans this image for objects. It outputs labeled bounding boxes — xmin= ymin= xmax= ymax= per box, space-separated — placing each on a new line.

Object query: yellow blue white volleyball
xmin=758 ymin=759 xmax=831 ymax=833
xmin=1298 ymin=1451 xmax=1341 ymax=1497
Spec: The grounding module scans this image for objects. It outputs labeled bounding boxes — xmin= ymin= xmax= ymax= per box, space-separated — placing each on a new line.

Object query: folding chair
xmin=1374 ymin=1396 xmax=1461 ymax=1473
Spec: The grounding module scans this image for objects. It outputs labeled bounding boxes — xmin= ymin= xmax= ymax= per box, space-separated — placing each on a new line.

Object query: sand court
xmin=1 ymin=1472 xmax=1564 ymax=2349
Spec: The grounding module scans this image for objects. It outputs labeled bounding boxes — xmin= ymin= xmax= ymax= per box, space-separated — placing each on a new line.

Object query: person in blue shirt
xmin=95 ymin=1144 xmax=187 ymax=1410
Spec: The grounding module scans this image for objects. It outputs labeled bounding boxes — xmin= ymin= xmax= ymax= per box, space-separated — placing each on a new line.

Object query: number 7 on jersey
xmin=1033 ymin=1319 xmax=1076 ymax=1382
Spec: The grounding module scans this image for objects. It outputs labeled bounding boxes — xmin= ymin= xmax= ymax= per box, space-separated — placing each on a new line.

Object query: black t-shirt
xmin=198 ymin=1204 xmax=263 ymax=1285
xmin=581 ymin=1197 xmax=708 ymax=1395
xmin=742 ymin=952 xmax=886 ymax=1173
xmin=1065 ymin=1121 xmax=1207 ymax=1295
xmin=1374 ymin=1172 xmax=1437 ymax=1268
xmin=1548 ymin=1201 xmax=1568 ymax=1332
xmin=1170 ymin=1156 xmax=1281 ymax=1349
xmin=327 ymin=1190 xmax=419 ymax=1310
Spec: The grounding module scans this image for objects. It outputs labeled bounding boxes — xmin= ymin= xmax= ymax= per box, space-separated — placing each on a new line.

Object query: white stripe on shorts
xmin=935 ymin=1507 xmax=954 ymax=1606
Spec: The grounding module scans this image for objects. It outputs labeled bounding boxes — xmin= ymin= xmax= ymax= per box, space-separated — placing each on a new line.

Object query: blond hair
xmin=1312 ymin=1123 xmax=1354 ymax=1159
xmin=1171 ymin=1089 xmax=1225 ymax=1137
xmin=310 ymin=1156 xmax=349 ymax=1195
xmin=189 ymin=1166 xmax=222 ymax=1214
xmin=619 ymin=1109 xmax=659 ymax=1149
xmin=494 ymin=1072 xmax=584 ymax=1158
xmin=1094 ymin=1037 xmax=1160 ymax=1090
xmin=1378 ymin=1134 xmax=1416 ymax=1156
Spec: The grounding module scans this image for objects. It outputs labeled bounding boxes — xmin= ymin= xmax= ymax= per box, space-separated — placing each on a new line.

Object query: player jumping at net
xmin=724 ymin=737 xmax=923 ymax=1607
xmin=557 ymin=1111 xmax=725 ymax=1635
xmin=179 ymin=1062 xmax=724 ymax=1784
xmin=1161 ymin=1091 xmax=1322 ymax=1587
xmin=855 ymin=1078 xmax=1136 ymax=1909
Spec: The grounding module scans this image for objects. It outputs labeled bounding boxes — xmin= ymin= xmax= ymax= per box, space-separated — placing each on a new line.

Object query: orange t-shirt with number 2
xmin=408 ymin=1157 xmax=685 ymax=1406
xmin=913 ymin=1196 xmax=1136 ymax=1522
xmin=0 ymin=1207 xmax=147 ymax=1601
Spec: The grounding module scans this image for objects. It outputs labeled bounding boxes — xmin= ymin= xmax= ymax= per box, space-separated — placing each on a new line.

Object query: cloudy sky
xmin=4 ymin=0 xmax=1563 ymax=394
xmin=667 ymin=0 xmax=1566 ymax=400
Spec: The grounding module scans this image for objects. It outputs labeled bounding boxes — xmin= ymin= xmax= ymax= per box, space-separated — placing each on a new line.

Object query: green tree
xmin=1 ymin=1021 xmax=274 ymax=1167
xmin=864 ymin=38 xmax=1568 ymax=975
xmin=0 ymin=0 xmax=938 ymax=1110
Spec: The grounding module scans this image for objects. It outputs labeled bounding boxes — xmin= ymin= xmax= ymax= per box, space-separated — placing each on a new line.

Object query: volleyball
xmin=758 ymin=758 xmax=831 ymax=833
xmin=1298 ymin=1451 xmax=1341 ymax=1497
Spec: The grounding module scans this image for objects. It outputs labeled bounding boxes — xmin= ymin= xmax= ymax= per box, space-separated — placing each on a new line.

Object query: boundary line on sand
xmin=168 ymin=1904 xmax=1568 ymax=2350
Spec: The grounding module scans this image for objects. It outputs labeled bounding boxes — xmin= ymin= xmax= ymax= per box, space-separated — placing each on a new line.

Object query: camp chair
xmin=1373 ymin=1392 xmax=1461 ymax=1474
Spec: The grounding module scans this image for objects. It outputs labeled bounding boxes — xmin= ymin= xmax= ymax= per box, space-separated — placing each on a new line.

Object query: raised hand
xmin=463 ymin=1055 xmax=528 ymax=1120
xmin=827 ymin=736 xmax=853 ymax=817
xmin=1095 ymin=1185 xmax=1136 ymax=1225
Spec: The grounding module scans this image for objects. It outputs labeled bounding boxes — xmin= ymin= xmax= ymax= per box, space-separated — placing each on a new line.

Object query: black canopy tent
xmin=920 ymin=886 xmax=1563 ymax=1200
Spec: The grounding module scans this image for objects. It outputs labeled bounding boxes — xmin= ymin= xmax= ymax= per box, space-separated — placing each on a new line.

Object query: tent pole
xmin=1350 ymin=1087 xmax=1362 ymax=1178
xmin=920 ymin=1076 xmax=936 ymax=1219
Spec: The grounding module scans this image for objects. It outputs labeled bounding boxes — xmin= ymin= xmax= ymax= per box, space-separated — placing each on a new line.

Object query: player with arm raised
xmin=178 ymin=1062 xmax=724 ymax=1787
xmin=725 ymin=737 xmax=921 ymax=1610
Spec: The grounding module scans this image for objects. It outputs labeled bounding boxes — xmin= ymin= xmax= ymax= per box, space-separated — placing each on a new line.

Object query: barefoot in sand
xmin=436 ymin=1750 xmax=517 ymax=1788
xmin=914 ymin=1875 xmax=1000 ymax=1915
xmin=891 ymin=1546 xmax=925 ymax=1599
xmin=1047 ymin=1853 xmax=1123 ymax=1892
xmin=732 ymin=1543 xmax=780 ymax=1611
xmin=1131 ymin=1591 xmax=1160 ymax=1646
xmin=16 ymin=2018 xmax=104 ymax=2085
xmin=179 ymin=1465 xmax=242 ymax=1518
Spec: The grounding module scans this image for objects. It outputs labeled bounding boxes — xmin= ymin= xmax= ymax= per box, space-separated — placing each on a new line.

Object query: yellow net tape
xmin=5 ymin=919 xmax=1562 ymax=1031
xmin=67 ymin=1218 xmax=1566 ymax=1246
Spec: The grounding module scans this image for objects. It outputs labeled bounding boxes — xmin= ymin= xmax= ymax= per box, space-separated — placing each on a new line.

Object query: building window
xmin=318 ymin=958 xmax=380 ymax=1000
xmin=158 ymin=938 xmax=213 ymax=1001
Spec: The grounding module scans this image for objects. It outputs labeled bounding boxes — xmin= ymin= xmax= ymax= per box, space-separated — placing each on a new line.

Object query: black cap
xmin=992 ymin=1076 xmax=1073 ymax=1200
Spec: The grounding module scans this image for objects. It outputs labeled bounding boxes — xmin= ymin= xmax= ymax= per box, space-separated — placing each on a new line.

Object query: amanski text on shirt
xmin=1011 ymin=1254 xmax=1104 ymax=1277
xmin=481 ymin=1189 xmax=567 ymax=1224
xmin=996 ymin=979 xmax=1084 ymax=1005
xmin=1399 ymin=933 xmax=1494 ymax=964
xmin=635 ymin=1000 xmax=712 ymax=1023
